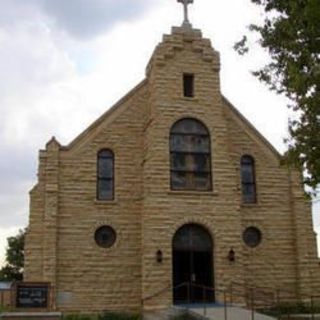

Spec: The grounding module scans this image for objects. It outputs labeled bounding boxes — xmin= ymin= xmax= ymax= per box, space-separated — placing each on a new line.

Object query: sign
xmin=16 ymin=283 xmax=49 ymax=308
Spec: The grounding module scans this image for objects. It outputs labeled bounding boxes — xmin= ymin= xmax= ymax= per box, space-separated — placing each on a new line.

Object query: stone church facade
xmin=24 ymin=24 xmax=320 ymax=313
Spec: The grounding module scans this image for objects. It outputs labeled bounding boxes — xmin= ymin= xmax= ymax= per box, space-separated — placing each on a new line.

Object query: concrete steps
xmin=143 ymin=307 xmax=205 ymax=320
xmin=191 ymin=306 xmax=276 ymax=320
xmin=143 ymin=305 xmax=277 ymax=320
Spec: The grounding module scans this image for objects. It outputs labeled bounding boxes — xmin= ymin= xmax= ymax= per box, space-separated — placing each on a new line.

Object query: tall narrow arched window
xmin=241 ymin=155 xmax=256 ymax=203
xmin=170 ymin=118 xmax=212 ymax=191
xmin=97 ymin=150 xmax=114 ymax=200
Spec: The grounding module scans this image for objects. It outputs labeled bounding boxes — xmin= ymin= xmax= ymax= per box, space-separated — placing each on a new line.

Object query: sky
xmin=0 ymin=0 xmax=319 ymax=266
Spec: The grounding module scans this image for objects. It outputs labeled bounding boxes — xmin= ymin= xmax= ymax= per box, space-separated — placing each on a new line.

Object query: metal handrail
xmin=143 ymin=282 xmax=225 ymax=319
xmin=229 ymin=281 xmax=320 ymax=301
xmin=142 ymin=282 xmax=189 ymax=303
xmin=229 ymin=281 xmax=293 ymax=295
xmin=142 ymin=280 xmax=320 ymax=320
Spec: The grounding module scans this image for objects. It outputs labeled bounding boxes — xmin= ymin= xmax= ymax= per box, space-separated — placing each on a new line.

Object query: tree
xmin=234 ymin=0 xmax=320 ymax=192
xmin=0 ymin=229 xmax=25 ymax=281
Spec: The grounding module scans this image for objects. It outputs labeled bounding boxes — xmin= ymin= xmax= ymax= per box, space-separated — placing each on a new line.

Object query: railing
xmin=143 ymin=281 xmax=320 ymax=320
xmin=229 ymin=281 xmax=320 ymax=320
xmin=143 ymin=282 xmax=235 ymax=319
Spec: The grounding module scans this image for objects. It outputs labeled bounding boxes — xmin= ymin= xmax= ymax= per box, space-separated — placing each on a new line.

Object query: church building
xmin=24 ymin=0 xmax=320 ymax=313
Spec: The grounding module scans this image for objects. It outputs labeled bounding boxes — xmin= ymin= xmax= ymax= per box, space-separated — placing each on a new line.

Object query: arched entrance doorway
xmin=172 ymin=224 xmax=214 ymax=304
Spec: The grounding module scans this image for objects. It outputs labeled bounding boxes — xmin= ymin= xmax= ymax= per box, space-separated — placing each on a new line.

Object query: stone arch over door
xmin=172 ymin=223 xmax=214 ymax=304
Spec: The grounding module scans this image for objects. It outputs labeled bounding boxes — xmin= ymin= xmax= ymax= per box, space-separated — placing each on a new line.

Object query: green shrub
xmin=0 ymin=305 xmax=12 ymax=312
xmin=62 ymin=312 xmax=140 ymax=320
xmin=170 ymin=312 xmax=200 ymax=320
xmin=98 ymin=312 xmax=141 ymax=320
xmin=0 ymin=306 xmax=6 ymax=312
xmin=63 ymin=315 xmax=96 ymax=320
xmin=260 ymin=302 xmax=320 ymax=316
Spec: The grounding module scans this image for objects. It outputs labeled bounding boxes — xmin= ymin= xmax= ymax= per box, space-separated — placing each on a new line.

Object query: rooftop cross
xmin=177 ymin=0 xmax=194 ymax=29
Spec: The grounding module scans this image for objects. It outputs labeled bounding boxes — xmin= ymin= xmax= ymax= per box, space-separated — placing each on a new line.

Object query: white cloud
xmin=42 ymin=0 xmax=158 ymax=39
xmin=0 ymin=0 xmax=159 ymax=39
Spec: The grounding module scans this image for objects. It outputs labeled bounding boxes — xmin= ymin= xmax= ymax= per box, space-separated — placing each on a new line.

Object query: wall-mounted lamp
xmin=156 ymin=250 xmax=163 ymax=263
xmin=228 ymin=248 xmax=235 ymax=262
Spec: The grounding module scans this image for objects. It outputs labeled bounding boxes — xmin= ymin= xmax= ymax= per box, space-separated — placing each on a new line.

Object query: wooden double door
xmin=172 ymin=224 xmax=214 ymax=304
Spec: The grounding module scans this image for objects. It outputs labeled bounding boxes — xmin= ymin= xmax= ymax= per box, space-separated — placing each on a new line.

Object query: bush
xmin=63 ymin=315 xmax=96 ymax=320
xmin=260 ymin=302 xmax=320 ymax=316
xmin=63 ymin=312 xmax=140 ymax=320
xmin=0 ymin=305 xmax=12 ymax=313
xmin=98 ymin=313 xmax=141 ymax=320
xmin=170 ymin=312 xmax=200 ymax=320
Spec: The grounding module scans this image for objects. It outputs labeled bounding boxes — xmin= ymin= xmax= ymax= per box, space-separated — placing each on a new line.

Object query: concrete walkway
xmin=191 ymin=306 xmax=276 ymax=320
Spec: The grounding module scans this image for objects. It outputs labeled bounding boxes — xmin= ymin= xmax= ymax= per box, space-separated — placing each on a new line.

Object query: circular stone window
xmin=94 ymin=226 xmax=116 ymax=248
xmin=243 ymin=227 xmax=262 ymax=248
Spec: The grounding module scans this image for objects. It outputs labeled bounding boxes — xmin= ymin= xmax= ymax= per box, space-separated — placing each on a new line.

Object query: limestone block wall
xmin=289 ymin=171 xmax=320 ymax=296
xmin=54 ymin=84 xmax=147 ymax=313
xmin=24 ymin=184 xmax=45 ymax=281
xmin=223 ymin=98 xmax=320 ymax=296
xmin=24 ymin=26 xmax=320 ymax=314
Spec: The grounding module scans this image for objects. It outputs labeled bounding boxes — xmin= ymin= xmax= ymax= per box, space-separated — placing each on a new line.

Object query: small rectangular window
xmin=183 ymin=74 xmax=194 ymax=97
xmin=97 ymin=149 xmax=114 ymax=201
xmin=241 ymin=155 xmax=257 ymax=204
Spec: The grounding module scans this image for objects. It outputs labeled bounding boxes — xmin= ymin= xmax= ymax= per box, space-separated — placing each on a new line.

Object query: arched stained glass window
xmin=170 ymin=118 xmax=212 ymax=191
xmin=97 ymin=149 xmax=114 ymax=200
xmin=241 ymin=155 xmax=256 ymax=203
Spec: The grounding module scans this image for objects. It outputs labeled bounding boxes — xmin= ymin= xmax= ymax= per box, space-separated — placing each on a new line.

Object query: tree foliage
xmin=235 ymin=0 xmax=320 ymax=191
xmin=0 ymin=229 xmax=25 ymax=281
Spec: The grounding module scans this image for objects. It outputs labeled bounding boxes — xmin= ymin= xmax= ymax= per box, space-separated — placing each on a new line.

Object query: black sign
xmin=16 ymin=284 xmax=49 ymax=308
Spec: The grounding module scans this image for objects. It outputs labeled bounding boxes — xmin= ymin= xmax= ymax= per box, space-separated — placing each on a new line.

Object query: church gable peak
xmin=45 ymin=136 xmax=61 ymax=151
xmin=146 ymin=26 xmax=220 ymax=76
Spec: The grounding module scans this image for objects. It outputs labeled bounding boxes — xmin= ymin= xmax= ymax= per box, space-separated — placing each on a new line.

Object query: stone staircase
xmin=143 ymin=307 xmax=205 ymax=320
xmin=143 ymin=305 xmax=278 ymax=320
xmin=191 ymin=306 xmax=276 ymax=320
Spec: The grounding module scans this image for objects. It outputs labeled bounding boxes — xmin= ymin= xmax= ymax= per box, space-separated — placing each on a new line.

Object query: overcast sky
xmin=0 ymin=0 xmax=319 ymax=266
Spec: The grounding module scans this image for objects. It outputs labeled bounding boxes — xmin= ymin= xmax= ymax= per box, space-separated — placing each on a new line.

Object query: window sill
xmin=179 ymin=96 xmax=199 ymax=102
xmin=94 ymin=200 xmax=118 ymax=205
xmin=241 ymin=203 xmax=259 ymax=208
xmin=168 ymin=190 xmax=218 ymax=197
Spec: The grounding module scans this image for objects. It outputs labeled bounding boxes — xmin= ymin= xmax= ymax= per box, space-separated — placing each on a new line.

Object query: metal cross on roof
xmin=177 ymin=0 xmax=194 ymax=28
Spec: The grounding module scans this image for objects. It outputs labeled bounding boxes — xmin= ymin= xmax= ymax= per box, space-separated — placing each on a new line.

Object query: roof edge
xmin=63 ymin=78 xmax=147 ymax=151
xmin=222 ymin=95 xmax=283 ymax=160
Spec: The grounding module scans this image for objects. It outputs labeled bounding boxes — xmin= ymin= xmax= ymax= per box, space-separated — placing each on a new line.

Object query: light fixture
xmin=156 ymin=250 xmax=163 ymax=263
xmin=228 ymin=248 xmax=235 ymax=262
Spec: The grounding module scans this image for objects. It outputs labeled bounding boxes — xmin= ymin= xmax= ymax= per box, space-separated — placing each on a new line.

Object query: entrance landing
xmin=191 ymin=306 xmax=276 ymax=320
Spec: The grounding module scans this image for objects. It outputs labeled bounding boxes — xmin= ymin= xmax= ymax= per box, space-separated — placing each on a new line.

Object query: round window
xmin=243 ymin=227 xmax=262 ymax=248
xmin=94 ymin=226 xmax=116 ymax=248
